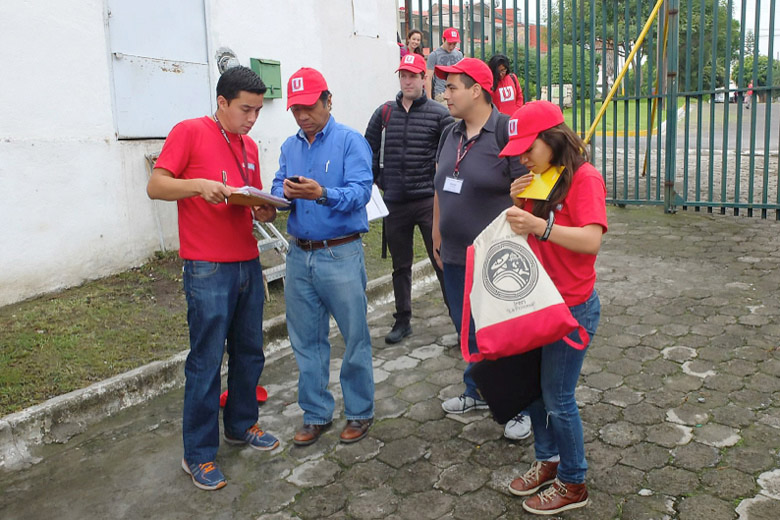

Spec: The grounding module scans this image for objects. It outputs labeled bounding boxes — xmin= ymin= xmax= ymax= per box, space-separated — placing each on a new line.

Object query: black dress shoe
xmin=385 ymin=322 xmax=412 ymax=344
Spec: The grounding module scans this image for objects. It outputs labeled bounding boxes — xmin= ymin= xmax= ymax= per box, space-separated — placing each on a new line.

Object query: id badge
xmin=443 ymin=176 xmax=463 ymax=194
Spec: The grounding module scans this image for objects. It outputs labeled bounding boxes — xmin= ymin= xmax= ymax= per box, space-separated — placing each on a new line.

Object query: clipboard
xmin=366 ymin=184 xmax=389 ymax=221
xmin=516 ymin=165 xmax=564 ymax=201
xmin=228 ymin=186 xmax=291 ymax=208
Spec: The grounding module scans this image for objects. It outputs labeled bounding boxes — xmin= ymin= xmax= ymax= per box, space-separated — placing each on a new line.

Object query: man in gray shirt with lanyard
xmin=432 ymin=58 xmax=528 ymax=416
xmin=426 ymin=27 xmax=464 ymax=103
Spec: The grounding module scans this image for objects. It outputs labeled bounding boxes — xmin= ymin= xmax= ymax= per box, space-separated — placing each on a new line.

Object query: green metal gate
xmin=400 ymin=1 xmax=780 ymax=218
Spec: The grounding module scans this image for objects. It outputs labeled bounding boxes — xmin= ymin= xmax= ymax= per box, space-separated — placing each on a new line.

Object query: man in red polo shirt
xmin=147 ymin=65 xmax=279 ymax=491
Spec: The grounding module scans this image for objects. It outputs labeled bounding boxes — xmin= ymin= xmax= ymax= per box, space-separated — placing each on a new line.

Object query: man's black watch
xmin=316 ymin=187 xmax=328 ymax=205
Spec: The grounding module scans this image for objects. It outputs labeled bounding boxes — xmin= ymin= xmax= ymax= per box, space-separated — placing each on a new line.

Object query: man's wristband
xmin=539 ymin=210 xmax=555 ymax=241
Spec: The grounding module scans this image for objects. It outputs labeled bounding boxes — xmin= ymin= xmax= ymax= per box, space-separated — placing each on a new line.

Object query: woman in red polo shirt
xmin=498 ymin=100 xmax=607 ymax=515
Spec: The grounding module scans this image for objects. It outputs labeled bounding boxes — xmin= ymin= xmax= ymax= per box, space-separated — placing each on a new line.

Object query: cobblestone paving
xmin=1 ymin=206 xmax=780 ymax=519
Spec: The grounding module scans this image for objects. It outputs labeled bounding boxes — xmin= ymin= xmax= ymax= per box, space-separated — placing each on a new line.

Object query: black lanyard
xmin=453 ymin=135 xmax=478 ymax=178
xmin=213 ymin=115 xmax=250 ymax=186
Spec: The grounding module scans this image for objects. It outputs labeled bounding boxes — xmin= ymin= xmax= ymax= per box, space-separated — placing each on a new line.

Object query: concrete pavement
xmin=1 ymin=206 xmax=780 ymax=519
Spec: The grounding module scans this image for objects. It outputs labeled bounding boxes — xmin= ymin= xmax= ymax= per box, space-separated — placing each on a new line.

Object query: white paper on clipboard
xmin=366 ymin=184 xmax=389 ymax=221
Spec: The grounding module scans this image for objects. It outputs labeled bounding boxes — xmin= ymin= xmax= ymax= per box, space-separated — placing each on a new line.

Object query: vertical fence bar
xmin=491 ymin=0 xmax=496 ymax=56
xmin=601 ymin=2 xmax=608 ymax=182
xmin=734 ymin=0 xmax=748 ymax=215
xmin=501 ymin=0 xmax=507 ymax=54
xmin=663 ymin=0 xmax=679 ymax=213
xmin=589 ymin=0 xmax=596 ymax=159
xmin=558 ymin=0 xmax=563 ymax=107
xmin=763 ymin=0 xmax=776 ymax=219
xmin=524 ymin=0 xmax=530 ymax=99
xmin=655 ymin=7 xmax=664 ymax=203
xmin=448 ymin=0 xmax=454 ymax=31
xmin=634 ymin=1 xmax=642 ymax=199
xmin=707 ymin=1 xmax=718 ymax=212
xmin=613 ymin=0 xmax=620 ymax=201
xmin=579 ymin=0 xmax=586 ymax=134
xmin=698 ymin=0 xmax=707 ymax=210
xmin=536 ymin=0 xmax=542 ymax=100
xmin=747 ymin=0 xmax=761 ymax=217
xmin=572 ymin=0 xmax=578 ymax=130
xmin=720 ymin=0 xmax=732 ymax=213
xmin=547 ymin=0 xmax=552 ymax=101
xmin=513 ymin=2 xmax=519 ymax=81
xmin=623 ymin=0 xmax=629 ymax=198
xmin=470 ymin=0 xmax=475 ymax=57
xmin=459 ymin=0 xmax=464 ymax=54
xmin=480 ymin=1 xmax=485 ymax=60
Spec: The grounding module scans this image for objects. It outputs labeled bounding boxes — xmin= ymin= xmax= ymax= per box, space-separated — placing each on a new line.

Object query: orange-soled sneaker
xmin=508 ymin=460 xmax=558 ymax=496
xmin=181 ymin=459 xmax=227 ymax=491
xmin=522 ymin=478 xmax=589 ymax=515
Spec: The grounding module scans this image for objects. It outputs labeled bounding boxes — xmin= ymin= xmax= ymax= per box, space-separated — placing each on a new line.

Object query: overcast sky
xmin=398 ymin=1 xmax=779 ymax=57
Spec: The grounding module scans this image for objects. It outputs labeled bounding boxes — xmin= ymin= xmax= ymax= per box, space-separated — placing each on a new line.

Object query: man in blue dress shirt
xmin=272 ymin=67 xmax=374 ymax=446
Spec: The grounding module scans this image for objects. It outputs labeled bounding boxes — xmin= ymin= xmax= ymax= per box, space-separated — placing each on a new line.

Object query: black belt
xmin=294 ymin=234 xmax=360 ymax=251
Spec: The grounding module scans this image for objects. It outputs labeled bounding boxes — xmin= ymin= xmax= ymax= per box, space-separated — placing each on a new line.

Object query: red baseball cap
xmin=443 ymin=27 xmax=460 ymax=43
xmin=499 ymin=100 xmax=565 ymax=157
xmin=434 ymin=57 xmax=494 ymax=94
xmin=396 ymin=53 xmax=427 ymax=74
xmin=286 ymin=67 xmax=329 ymax=109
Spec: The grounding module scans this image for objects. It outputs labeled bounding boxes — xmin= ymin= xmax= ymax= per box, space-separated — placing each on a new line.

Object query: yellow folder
xmin=516 ymin=165 xmax=564 ymax=200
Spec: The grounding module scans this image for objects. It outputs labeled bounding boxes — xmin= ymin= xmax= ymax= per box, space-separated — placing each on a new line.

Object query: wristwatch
xmin=315 ymin=187 xmax=328 ymax=205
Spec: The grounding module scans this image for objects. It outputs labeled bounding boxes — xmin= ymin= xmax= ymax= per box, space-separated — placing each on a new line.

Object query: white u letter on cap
xmin=508 ymin=119 xmax=518 ymax=136
xmin=291 ymin=77 xmax=304 ymax=92
xmin=404 ymin=55 xmax=415 ymax=64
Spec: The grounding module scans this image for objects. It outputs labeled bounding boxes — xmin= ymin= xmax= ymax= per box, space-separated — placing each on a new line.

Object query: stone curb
xmin=0 ymin=260 xmax=436 ymax=471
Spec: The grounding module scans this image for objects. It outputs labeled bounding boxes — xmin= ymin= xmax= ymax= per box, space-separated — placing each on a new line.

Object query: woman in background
xmin=488 ymin=54 xmax=523 ymax=115
xmin=400 ymin=29 xmax=425 ymax=58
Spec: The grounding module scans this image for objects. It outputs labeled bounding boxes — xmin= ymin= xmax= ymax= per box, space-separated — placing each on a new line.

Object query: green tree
xmin=547 ymin=0 xmax=741 ymax=95
xmin=739 ymin=55 xmax=780 ymax=99
xmin=744 ymin=30 xmax=755 ymax=56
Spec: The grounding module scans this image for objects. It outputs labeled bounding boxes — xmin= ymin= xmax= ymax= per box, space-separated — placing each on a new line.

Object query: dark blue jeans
xmin=182 ymin=258 xmax=266 ymax=464
xmin=442 ymin=262 xmax=480 ymax=399
xmin=527 ymin=290 xmax=601 ymax=484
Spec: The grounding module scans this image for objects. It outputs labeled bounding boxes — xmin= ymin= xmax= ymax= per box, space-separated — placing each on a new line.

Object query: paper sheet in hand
xmin=366 ymin=184 xmax=389 ymax=221
xmin=228 ymin=186 xmax=291 ymax=208
xmin=516 ymin=165 xmax=564 ymax=200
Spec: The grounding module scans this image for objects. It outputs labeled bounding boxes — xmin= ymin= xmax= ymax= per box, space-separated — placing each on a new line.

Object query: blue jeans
xmin=527 ymin=290 xmax=601 ymax=484
xmin=181 ymin=258 xmax=266 ymax=464
xmin=285 ymin=239 xmax=374 ymax=424
xmin=442 ymin=263 xmax=480 ymax=399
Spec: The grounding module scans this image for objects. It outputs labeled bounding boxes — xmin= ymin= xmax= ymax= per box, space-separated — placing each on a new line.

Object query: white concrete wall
xmin=0 ymin=0 xmax=399 ymax=306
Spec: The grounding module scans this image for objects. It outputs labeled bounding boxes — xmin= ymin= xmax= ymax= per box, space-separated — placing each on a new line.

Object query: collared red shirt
xmin=272 ymin=116 xmax=372 ymax=240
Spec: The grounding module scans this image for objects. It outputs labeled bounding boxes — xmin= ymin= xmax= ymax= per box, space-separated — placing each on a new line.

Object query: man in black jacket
xmin=365 ymin=54 xmax=454 ymax=344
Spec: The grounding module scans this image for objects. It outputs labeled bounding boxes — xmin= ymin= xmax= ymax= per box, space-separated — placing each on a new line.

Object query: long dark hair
xmin=406 ymin=29 xmax=425 ymax=56
xmin=488 ymin=54 xmax=511 ymax=93
xmin=531 ymin=124 xmax=590 ymax=218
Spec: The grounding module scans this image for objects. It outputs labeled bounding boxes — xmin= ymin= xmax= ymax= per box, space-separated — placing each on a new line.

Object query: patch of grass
xmin=0 ymin=211 xmax=431 ymax=416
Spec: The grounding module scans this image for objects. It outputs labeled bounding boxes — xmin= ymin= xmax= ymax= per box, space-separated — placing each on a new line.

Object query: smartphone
xmin=287 ymin=176 xmax=302 ymax=183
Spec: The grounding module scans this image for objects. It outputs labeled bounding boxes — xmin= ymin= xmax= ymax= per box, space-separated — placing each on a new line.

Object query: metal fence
xmin=400 ymin=0 xmax=779 ymax=218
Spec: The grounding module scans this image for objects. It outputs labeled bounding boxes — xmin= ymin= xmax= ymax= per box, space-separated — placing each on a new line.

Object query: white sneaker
xmin=504 ymin=413 xmax=532 ymax=440
xmin=441 ymin=394 xmax=489 ymax=414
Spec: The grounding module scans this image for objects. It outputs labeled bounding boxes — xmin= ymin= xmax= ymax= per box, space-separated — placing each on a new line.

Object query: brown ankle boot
xmin=508 ymin=460 xmax=559 ymax=496
xmin=522 ymin=478 xmax=589 ymax=515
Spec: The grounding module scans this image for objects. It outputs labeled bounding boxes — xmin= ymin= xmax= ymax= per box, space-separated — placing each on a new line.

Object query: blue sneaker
xmin=224 ymin=424 xmax=279 ymax=451
xmin=181 ymin=459 xmax=227 ymax=491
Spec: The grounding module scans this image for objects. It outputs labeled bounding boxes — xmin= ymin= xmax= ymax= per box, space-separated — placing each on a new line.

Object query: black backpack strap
xmin=494 ymin=112 xmax=510 ymax=150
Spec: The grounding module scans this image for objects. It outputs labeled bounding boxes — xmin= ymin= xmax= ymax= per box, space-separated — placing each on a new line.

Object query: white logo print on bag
xmin=291 ymin=78 xmax=304 ymax=92
xmin=482 ymin=242 xmax=539 ymax=301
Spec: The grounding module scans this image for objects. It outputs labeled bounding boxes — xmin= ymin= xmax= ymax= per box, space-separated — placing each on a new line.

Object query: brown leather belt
xmin=294 ymin=233 xmax=360 ymax=251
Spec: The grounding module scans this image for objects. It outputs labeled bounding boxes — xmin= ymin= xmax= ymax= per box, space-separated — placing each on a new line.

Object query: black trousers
xmin=384 ymin=197 xmax=447 ymax=324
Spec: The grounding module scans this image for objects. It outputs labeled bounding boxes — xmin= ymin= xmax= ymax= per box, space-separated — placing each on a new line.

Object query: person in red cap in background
xmin=499 ymin=100 xmax=607 ymax=515
xmin=426 ymin=27 xmax=464 ymax=103
xmin=432 ymin=57 xmax=528 ymax=415
xmin=271 ymin=67 xmax=375 ymax=447
xmin=147 ymin=66 xmax=279 ymax=491
xmin=364 ymin=54 xmax=453 ymax=344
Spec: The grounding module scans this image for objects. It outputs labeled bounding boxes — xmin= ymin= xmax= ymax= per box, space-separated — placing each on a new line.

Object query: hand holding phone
xmin=287 ymin=176 xmax=302 ymax=183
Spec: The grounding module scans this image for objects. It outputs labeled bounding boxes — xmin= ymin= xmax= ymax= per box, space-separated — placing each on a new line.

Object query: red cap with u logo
xmin=499 ymin=100 xmax=565 ymax=157
xmin=396 ymin=53 xmax=427 ymax=74
xmin=287 ymin=67 xmax=329 ymax=110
